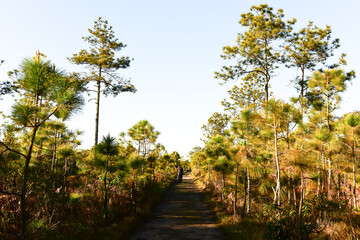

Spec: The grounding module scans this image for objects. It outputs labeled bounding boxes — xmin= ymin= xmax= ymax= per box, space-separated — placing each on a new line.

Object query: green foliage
xmin=0 ymin=81 xmax=13 ymax=98
xmin=202 ymin=112 xmax=230 ymax=141
xmin=96 ymin=134 xmax=119 ymax=157
xmin=70 ymin=17 xmax=136 ymax=145
xmin=263 ymin=204 xmax=322 ymax=240
xmin=69 ymin=17 xmax=136 ymax=96
xmin=0 ymin=45 xmax=176 ymax=239
xmin=124 ymin=120 xmax=160 ymax=160
xmin=129 ymin=153 xmax=143 ymax=170
xmin=2 ymin=3 xmax=360 ymax=240
xmin=215 ymin=4 xmax=296 ymax=102
xmin=285 ymin=22 xmax=341 ymax=115
xmin=1 ymin=52 xmax=84 ymax=239
xmin=213 ymin=156 xmax=234 ymax=175
xmin=70 ymin=17 xmax=131 ymax=74
xmin=346 ymin=113 xmax=360 ymax=128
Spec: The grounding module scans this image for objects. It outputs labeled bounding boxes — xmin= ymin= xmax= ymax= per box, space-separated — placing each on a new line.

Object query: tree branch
xmin=0 ymin=190 xmax=21 ymax=197
xmin=0 ymin=141 xmax=26 ymax=158
xmin=37 ymin=106 xmax=59 ymax=128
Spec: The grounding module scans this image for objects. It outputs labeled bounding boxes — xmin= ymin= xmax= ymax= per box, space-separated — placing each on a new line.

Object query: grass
xmin=22 ymin=178 xmax=175 ymax=240
xmin=192 ymin=174 xmax=360 ymax=239
xmin=191 ymin=176 xmax=263 ymax=240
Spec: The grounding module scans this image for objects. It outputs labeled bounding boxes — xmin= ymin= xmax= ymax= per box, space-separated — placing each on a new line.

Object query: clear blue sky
xmin=1 ymin=0 xmax=359 ymax=157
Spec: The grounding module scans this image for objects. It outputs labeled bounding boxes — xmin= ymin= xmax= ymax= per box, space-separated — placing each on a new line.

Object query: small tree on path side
xmin=1 ymin=51 xmax=83 ymax=239
xmin=95 ymin=134 xmax=119 ymax=224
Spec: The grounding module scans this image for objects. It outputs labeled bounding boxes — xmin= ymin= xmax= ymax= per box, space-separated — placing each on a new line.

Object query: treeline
xmin=0 ymin=18 xmax=182 ymax=239
xmin=191 ymin=4 xmax=359 ymax=240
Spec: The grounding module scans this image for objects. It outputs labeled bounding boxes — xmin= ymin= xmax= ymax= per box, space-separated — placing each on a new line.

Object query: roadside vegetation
xmin=191 ymin=4 xmax=360 ymax=240
xmin=0 ymin=19 xmax=181 ymax=240
xmin=2 ymin=4 xmax=360 ymax=240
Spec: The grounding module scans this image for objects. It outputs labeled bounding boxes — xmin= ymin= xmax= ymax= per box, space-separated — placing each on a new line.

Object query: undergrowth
xmin=193 ymin=176 xmax=360 ymax=240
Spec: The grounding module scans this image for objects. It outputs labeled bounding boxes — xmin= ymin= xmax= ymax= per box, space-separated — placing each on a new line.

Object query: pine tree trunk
xmin=274 ymin=123 xmax=281 ymax=205
xmin=95 ymin=80 xmax=101 ymax=146
xmin=51 ymin=130 xmax=57 ymax=173
xmin=300 ymin=67 xmax=305 ymax=118
xmin=51 ymin=131 xmax=58 ymax=189
xmin=338 ymin=172 xmax=341 ymax=209
xmin=353 ymin=162 xmax=357 ymax=208
xmin=328 ymin=157 xmax=332 ymax=197
xmin=234 ymin=162 xmax=239 ymax=216
xmin=94 ymin=67 xmax=102 ymax=146
xmin=246 ymin=169 xmax=250 ymax=214
xmin=222 ymin=174 xmax=225 ymax=202
xmin=264 ymin=39 xmax=269 ymax=103
xmin=321 ymin=149 xmax=325 ymax=193
xmin=104 ymin=158 xmax=109 ymax=224
xmin=352 ymin=132 xmax=357 ymax=209
xmin=317 ymin=159 xmax=320 ymax=197
xmin=165 ymin=161 xmax=168 ymax=179
xmin=299 ymin=172 xmax=304 ymax=215
xmin=131 ymin=172 xmax=137 ymax=213
xmin=63 ymin=157 xmax=68 ymax=192
xmin=20 ymin=126 xmax=38 ymax=240
xmin=288 ymin=188 xmax=291 ymax=205
xmin=242 ymin=169 xmax=247 ymax=218
xmin=288 ymin=170 xmax=292 ymax=205
xmin=344 ymin=174 xmax=348 ymax=204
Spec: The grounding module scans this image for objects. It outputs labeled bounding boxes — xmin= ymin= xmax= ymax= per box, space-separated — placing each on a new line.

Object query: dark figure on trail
xmin=176 ymin=165 xmax=184 ymax=183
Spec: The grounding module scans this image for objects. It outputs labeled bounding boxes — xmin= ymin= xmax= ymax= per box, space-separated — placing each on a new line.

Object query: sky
xmin=0 ymin=0 xmax=360 ymax=158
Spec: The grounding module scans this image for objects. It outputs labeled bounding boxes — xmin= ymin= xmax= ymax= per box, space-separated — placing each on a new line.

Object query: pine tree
xmin=70 ymin=17 xmax=136 ymax=146
xmin=215 ymin=4 xmax=295 ymax=102
xmin=1 ymin=52 xmax=83 ymax=239
xmin=285 ymin=22 xmax=340 ymax=116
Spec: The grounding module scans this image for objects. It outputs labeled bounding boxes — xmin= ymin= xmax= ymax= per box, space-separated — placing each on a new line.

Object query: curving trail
xmin=131 ymin=174 xmax=226 ymax=240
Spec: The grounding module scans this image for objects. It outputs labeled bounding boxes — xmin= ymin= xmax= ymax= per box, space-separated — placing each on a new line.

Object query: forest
xmin=1 ymin=3 xmax=360 ymax=240
xmin=0 ymin=18 xmax=184 ymax=239
xmin=190 ymin=4 xmax=360 ymax=240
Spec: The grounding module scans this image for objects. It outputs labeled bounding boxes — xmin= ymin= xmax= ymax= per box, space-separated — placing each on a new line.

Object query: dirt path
xmin=130 ymin=174 xmax=226 ymax=240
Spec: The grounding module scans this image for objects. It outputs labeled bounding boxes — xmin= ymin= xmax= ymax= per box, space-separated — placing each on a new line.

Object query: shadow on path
xmin=130 ymin=174 xmax=225 ymax=240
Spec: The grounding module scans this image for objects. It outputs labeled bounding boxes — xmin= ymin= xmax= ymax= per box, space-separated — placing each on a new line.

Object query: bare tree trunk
xmin=51 ymin=130 xmax=57 ymax=173
xmin=242 ymin=169 xmax=247 ymax=218
xmin=274 ymin=124 xmax=281 ymax=205
xmin=63 ymin=157 xmax=68 ymax=192
xmin=246 ymin=169 xmax=250 ymax=214
xmin=328 ymin=157 xmax=332 ymax=197
xmin=299 ymin=172 xmax=304 ymax=215
xmin=338 ymin=171 xmax=341 ymax=209
xmin=352 ymin=133 xmax=357 ymax=209
xmin=20 ymin=126 xmax=38 ymax=240
xmin=288 ymin=171 xmax=291 ymax=205
xmin=288 ymin=188 xmax=291 ymax=205
xmin=353 ymin=162 xmax=357 ymax=209
xmin=94 ymin=67 xmax=102 ymax=147
xmin=264 ymin=80 xmax=269 ymax=103
xmin=344 ymin=174 xmax=348 ymax=204
xmin=104 ymin=158 xmax=109 ymax=224
xmin=321 ymin=149 xmax=325 ymax=193
xmin=300 ymin=67 xmax=305 ymax=118
xmin=234 ymin=162 xmax=239 ymax=216
xmin=221 ymin=174 xmax=225 ymax=202
xmin=293 ymin=187 xmax=297 ymax=208
xmin=131 ymin=172 xmax=137 ymax=213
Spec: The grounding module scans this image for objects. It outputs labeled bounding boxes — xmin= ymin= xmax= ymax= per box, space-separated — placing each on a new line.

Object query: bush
xmin=262 ymin=201 xmax=325 ymax=240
